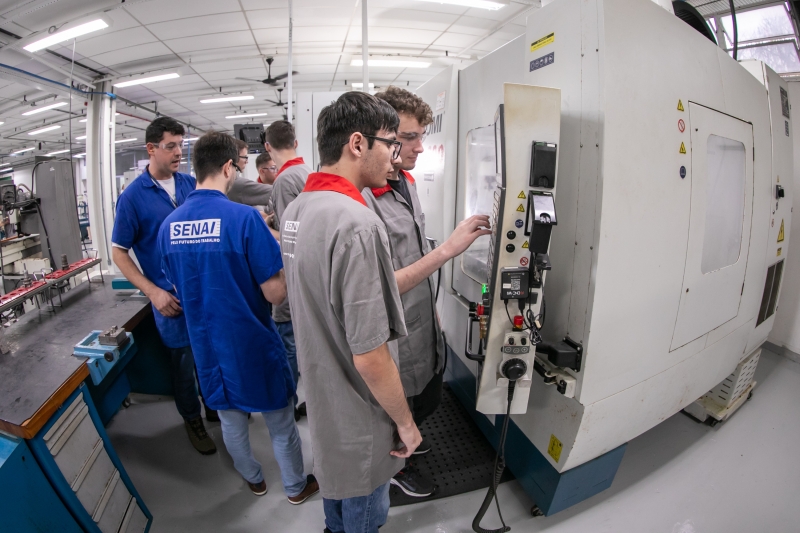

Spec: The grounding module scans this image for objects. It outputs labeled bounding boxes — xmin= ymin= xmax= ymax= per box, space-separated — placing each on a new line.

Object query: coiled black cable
xmin=472 ymin=381 xmax=516 ymax=533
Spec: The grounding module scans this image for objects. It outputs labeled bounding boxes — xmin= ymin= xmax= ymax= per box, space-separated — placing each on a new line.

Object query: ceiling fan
xmin=236 ymin=57 xmax=298 ymax=86
xmin=265 ymin=88 xmax=295 ymax=108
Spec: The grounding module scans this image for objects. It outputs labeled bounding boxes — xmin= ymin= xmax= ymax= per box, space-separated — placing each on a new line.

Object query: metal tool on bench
xmin=73 ymin=327 xmax=135 ymax=386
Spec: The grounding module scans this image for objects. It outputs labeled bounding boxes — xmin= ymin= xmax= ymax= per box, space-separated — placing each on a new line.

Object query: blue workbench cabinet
xmin=27 ymin=384 xmax=152 ymax=533
xmin=0 ymin=432 xmax=83 ymax=532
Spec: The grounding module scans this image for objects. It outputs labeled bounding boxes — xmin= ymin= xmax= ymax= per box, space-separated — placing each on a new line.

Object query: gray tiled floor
xmin=107 ymin=349 xmax=800 ymax=533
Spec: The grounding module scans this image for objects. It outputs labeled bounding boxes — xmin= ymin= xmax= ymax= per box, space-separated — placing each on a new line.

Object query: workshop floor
xmin=107 ymin=348 xmax=800 ymax=533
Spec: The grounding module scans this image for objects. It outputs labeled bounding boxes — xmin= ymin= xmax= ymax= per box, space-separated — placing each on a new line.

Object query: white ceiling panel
xmin=147 ymin=12 xmax=251 ymax=40
xmin=123 ymin=0 xmax=242 ymax=25
xmin=189 ymin=57 xmax=267 ymax=74
xmin=176 ymin=45 xmax=261 ymax=63
xmin=348 ymin=26 xmax=442 ymax=45
xmin=89 ymin=42 xmax=174 ymax=66
xmin=74 ymin=27 xmax=159 ymax=58
xmin=163 ymin=31 xmax=256 ymax=54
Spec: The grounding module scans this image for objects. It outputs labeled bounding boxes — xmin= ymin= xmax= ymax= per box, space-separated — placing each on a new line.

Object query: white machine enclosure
xmin=441 ymin=0 xmax=792 ymax=473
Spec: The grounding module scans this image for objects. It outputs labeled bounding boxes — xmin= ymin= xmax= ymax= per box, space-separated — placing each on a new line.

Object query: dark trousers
xmin=168 ymin=345 xmax=202 ymax=421
xmin=407 ymin=371 xmax=443 ymax=427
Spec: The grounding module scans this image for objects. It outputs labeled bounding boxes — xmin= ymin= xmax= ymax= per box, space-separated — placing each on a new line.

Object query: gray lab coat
xmin=268 ymin=162 xmax=311 ymax=323
xmin=281 ymin=178 xmax=407 ymax=499
xmin=226 ymin=175 xmax=272 ymax=208
xmin=362 ymin=170 xmax=444 ymax=397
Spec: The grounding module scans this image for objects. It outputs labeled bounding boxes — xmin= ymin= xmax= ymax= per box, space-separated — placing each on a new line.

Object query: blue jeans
xmin=168 ymin=346 xmax=201 ymax=420
xmin=323 ymin=482 xmax=390 ymax=533
xmin=276 ymin=321 xmax=299 ymax=404
xmin=217 ymin=404 xmax=307 ymax=497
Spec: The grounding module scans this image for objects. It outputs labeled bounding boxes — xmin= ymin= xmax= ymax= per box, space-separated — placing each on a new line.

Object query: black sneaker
xmin=205 ymin=407 xmax=219 ymax=423
xmin=412 ymin=438 xmax=432 ymax=455
xmin=390 ymin=466 xmax=436 ymax=497
xmin=295 ymin=401 xmax=307 ymax=421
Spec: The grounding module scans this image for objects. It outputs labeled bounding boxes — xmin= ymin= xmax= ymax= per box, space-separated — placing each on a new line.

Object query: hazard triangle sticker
xmin=778 ymin=220 xmax=785 ymax=242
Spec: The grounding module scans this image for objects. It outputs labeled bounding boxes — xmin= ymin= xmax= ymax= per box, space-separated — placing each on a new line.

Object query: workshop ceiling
xmin=0 ymin=0 xmax=536 ymax=157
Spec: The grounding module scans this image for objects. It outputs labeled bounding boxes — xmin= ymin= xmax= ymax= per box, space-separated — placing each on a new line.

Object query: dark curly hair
xmin=375 ymin=86 xmax=433 ymax=127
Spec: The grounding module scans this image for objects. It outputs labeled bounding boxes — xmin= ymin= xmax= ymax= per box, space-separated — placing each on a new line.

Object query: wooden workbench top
xmin=0 ymin=281 xmax=150 ymax=439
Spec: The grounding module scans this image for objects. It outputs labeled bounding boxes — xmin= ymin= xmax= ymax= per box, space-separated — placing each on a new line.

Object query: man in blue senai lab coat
xmin=157 ymin=131 xmax=318 ymax=503
xmin=112 ymin=116 xmax=216 ymax=456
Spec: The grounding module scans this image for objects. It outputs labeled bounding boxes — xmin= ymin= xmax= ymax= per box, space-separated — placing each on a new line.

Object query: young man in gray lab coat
xmin=364 ymin=87 xmax=492 ymax=497
xmin=280 ymin=92 xmax=421 ymax=533
xmin=265 ymin=120 xmax=313 ymax=420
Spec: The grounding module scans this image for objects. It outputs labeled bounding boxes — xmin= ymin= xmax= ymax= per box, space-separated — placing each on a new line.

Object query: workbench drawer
xmin=43 ymin=395 xmax=102 ymax=487
xmin=120 ymin=497 xmax=149 ymax=533
xmin=72 ymin=439 xmax=115 ymax=516
xmin=94 ymin=470 xmax=134 ymax=533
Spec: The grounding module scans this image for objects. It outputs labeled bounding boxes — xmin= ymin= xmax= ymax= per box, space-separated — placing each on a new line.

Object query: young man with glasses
xmin=112 ymin=116 xmax=217 ymax=456
xmin=264 ymin=120 xmax=313 ymax=421
xmin=226 ymin=139 xmax=273 ymax=209
xmin=365 ymin=87 xmax=491 ymax=497
xmin=157 ymin=131 xmax=318 ymax=503
xmin=280 ymin=92 xmax=421 ymax=533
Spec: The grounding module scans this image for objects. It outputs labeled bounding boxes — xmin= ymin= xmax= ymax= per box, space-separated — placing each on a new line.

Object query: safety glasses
xmin=361 ymin=134 xmax=403 ymax=160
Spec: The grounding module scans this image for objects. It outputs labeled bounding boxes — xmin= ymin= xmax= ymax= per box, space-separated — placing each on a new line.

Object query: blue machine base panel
xmin=445 ymin=344 xmax=627 ymax=516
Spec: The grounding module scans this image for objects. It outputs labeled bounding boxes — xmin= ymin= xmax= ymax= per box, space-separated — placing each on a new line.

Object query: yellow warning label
xmin=547 ymin=434 xmax=563 ymax=463
xmin=679 ymin=142 xmax=687 ymax=154
xmin=518 ymin=191 xmax=527 ymax=199
xmin=677 ymin=100 xmax=685 ymax=112
xmin=516 ymin=204 xmax=525 ymax=213
xmin=522 ymin=241 xmax=529 ymax=249
xmin=778 ymin=220 xmax=785 ymax=242
xmin=530 ymin=32 xmax=555 ymax=52
xmin=778 ymin=248 xmax=783 ymax=257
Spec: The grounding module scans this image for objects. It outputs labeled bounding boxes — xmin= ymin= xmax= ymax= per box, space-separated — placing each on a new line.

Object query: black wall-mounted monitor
xmin=234 ymin=124 xmax=266 ymax=154
xmin=529 ymin=141 xmax=557 ymax=189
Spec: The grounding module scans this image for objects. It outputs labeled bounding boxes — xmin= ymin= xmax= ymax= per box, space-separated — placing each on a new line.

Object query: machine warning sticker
xmin=678 ymin=119 xmax=685 ymax=133
xmin=679 ymin=142 xmax=687 ymax=154
xmin=516 ymin=204 xmax=525 ymax=212
xmin=520 ymin=257 xmax=529 ymax=267
xmin=515 ymin=219 xmax=524 ymax=228
xmin=778 ymin=220 xmax=785 ymax=242
xmin=518 ymin=191 xmax=527 ymax=199
xmin=522 ymin=241 xmax=529 ymax=249
xmin=530 ymin=32 xmax=555 ymax=52
xmin=778 ymin=248 xmax=783 ymax=257
xmin=677 ymin=100 xmax=685 ymax=112
xmin=530 ymin=52 xmax=555 ymax=73
xmin=781 ymin=86 xmax=790 ymax=118
xmin=548 ymin=434 xmax=563 ymax=463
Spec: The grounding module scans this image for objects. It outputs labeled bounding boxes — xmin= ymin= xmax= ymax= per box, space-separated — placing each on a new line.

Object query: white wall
xmin=769 ymin=81 xmax=800 ymax=361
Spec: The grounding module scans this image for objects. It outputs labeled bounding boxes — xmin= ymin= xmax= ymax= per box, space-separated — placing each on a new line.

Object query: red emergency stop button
xmin=477 ymin=304 xmax=485 ymax=316
xmin=513 ymin=315 xmax=524 ymax=330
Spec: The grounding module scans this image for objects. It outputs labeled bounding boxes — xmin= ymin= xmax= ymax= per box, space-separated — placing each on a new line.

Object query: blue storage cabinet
xmin=0 ymin=432 xmax=83 ymax=532
xmin=27 ymin=384 xmax=152 ymax=533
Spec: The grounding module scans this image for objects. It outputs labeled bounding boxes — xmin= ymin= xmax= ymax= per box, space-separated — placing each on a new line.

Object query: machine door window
xmin=671 ymin=104 xmax=754 ymax=351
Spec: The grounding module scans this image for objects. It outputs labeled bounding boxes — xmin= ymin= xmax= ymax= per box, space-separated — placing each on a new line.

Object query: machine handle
xmin=465 ymin=314 xmax=485 ymax=362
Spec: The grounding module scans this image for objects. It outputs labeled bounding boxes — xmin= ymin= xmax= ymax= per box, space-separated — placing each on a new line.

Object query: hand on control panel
xmin=441 ymin=215 xmax=492 ymax=258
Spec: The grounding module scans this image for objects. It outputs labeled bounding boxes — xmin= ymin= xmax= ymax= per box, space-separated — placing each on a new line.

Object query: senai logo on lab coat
xmin=170 ymin=219 xmax=222 ymax=243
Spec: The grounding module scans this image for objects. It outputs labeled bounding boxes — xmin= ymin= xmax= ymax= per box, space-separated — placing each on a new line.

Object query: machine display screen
xmin=461 ymin=124 xmax=501 ymax=284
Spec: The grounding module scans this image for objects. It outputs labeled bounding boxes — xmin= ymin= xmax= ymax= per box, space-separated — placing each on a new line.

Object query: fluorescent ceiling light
xmin=46 ymin=149 xmax=70 ymax=155
xmin=73 ymin=152 xmax=86 ymax=158
xmin=115 ymin=138 xmax=138 ymax=144
xmin=226 ymin=112 xmax=268 ymax=119
xmin=114 ymin=72 xmax=180 ymax=88
xmin=0 ymin=168 xmax=12 ymax=172
xmin=200 ymin=95 xmax=254 ymax=104
xmin=351 ymin=83 xmax=375 ymax=89
xmin=351 ymin=59 xmax=431 ymax=68
xmin=22 ymin=101 xmax=68 ymax=116
xmin=75 ymin=135 xmax=87 ymax=140
xmin=0 ymin=122 xmax=4 ymax=126
xmin=24 ymin=19 xmax=109 ymax=52
xmin=79 ymin=118 xmax=86 ymax=122
xmin=414 ymin=0 xmax=507 ymax=9
xmin=11 ymin=147 xmax=35 ymax=154
xmin=0 ymin=162 xmax=10 ymax=167
xmin=28 ymin=125 xmax=61 ymax=135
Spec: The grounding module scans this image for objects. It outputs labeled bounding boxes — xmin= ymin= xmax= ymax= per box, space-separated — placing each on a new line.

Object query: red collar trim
xmin=400 ymin=169 xmax=415 ymax=184
xmin=277 ymin=157 xmax=305 ymax=176
xmin=303 ymin=172 xmax=367 ymax=206
xmin=370 ymin=170 xmax=415 ymax=198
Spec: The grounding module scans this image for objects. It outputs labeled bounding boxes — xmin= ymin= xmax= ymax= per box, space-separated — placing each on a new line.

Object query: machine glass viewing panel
xmin=702 ymin=135 xmax=746 ymax=273
xmin=462 ymin=125 xmax=501 ymax=284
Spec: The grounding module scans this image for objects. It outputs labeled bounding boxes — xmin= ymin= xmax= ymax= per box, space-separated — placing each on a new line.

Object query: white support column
xmin=288 ymin=0 xmax=293 ymax=123
xmin=362 ymin=0 xmax=369 ymax=91
xmin=85 ymin=81 xmax=117 ymax=273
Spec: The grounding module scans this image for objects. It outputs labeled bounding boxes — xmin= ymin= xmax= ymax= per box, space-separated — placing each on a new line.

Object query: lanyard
xmin=151 ymin=177 xmax=178 ymax=208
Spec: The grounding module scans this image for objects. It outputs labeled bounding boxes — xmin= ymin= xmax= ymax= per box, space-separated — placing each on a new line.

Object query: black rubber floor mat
xmin=389 ymin=383 xmax=514 ymax=507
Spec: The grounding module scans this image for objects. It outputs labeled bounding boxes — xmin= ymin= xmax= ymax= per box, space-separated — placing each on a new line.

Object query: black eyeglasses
xmin=361 ymin=134 xmax=403 ymax=160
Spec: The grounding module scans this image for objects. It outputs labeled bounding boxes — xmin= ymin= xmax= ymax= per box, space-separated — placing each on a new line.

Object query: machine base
xmin=445 ymin=344 xmax=626 ymax=516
